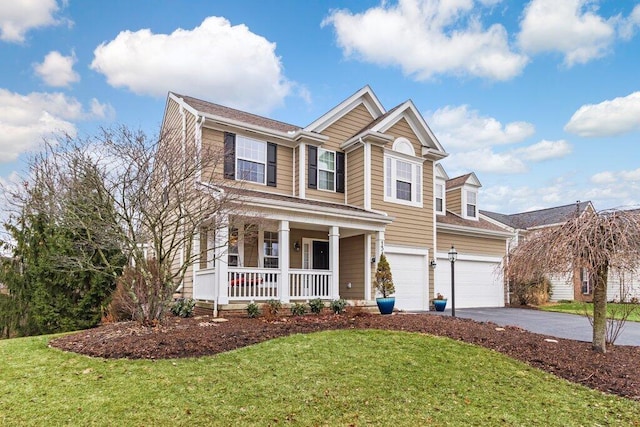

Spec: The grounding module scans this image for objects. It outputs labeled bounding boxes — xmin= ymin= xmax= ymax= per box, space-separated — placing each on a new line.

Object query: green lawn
xmin=539 ymin=301 xmax=640 ymax=322
xmin=1 ymin=330 xmax=639 ymax=426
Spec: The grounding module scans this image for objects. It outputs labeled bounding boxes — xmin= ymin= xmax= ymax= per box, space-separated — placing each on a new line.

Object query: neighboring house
xmin=160 ymin=86 xmax=509 ymax=313
xmin=434 ymin=166 xmax=512 ymax=308
xmin=483 ymin=202 xmax=640 ymax=302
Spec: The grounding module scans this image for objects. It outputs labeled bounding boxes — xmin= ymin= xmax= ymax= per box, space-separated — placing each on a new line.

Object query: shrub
xmin=309 ymin=298 xmax=324 ymax=314
xmin=290 ymin=302 xmax=307 ymax=316
xmin=509 ymin=275 xmax=551 ymax=306
xmin=264 ymin=299 xmax=282 ymax=320
xmin=171 ymin=298 xmax=196 ymax=318
xmin=374 ymin=254 xmax=395 ymax=297
xmin=246 ymin=302 xmax=260 ymax=318
xmin=330 ymin=298 xmax=347 ymax=314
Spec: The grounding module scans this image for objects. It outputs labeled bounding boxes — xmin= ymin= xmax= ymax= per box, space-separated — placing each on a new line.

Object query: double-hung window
xmin=435 ymin=183 xmax=444 ymax=214
xmin=236 ymin=136 xmax=266 ymax=184
xmin=263 ymin=231 xmax=279 ymax=268
xmin=318 ymin=148 xmax=335 ymax=191
xmin=384 ymin=154 xmax=422 ymax=207
xmin=465 ymin=190 xmax=477 ymax=218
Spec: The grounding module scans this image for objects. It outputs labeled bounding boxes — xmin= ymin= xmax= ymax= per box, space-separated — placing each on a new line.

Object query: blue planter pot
xmin=376 ymin=297 xmax=395 ymax=315
xmin=434 ymin=299 xmax=447 ymax=312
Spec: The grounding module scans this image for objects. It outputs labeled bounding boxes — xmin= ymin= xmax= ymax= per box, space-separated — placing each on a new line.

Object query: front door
xmin=312 ymin=241 xmax=329 ymax=270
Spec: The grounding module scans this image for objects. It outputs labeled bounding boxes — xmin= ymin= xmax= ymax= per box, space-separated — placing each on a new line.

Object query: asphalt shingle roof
xmin=481 ymin=201 xmax=592 ymax=229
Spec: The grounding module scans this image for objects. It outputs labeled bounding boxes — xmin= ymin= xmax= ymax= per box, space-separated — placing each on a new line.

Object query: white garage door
xmin=385 ymin=246 xmax=429 ymax=311
xmin=435 ymin=256 xmax=504 ymax=308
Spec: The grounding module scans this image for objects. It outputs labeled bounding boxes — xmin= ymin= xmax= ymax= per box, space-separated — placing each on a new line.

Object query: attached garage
xmin=435 ymin=254 xmax=504 ymax=308
xmin=384 ymin=245 xmax=429 ymax=311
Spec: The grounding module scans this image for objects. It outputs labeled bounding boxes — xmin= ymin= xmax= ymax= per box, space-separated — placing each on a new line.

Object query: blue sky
xmin=1 ymin=0 xmax=639 ymax=214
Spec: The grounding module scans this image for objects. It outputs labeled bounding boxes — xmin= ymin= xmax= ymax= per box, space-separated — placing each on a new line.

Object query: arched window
xmin=392 ymin=137 xmax=415 ymax=156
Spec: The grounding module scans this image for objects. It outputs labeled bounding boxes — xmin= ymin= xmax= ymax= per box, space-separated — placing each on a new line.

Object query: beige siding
xmin=346 ymin=146 xmax=365 ymax=207
xmin=201 ymin=127 xmax=294 ymax=195
xmin=293 ymin=146 xmax=299 ymax=197
xmin=339 ymin=235 xmax=365 ymax=299
xmin=370 ymin=145 xmax=435 ymax=249
xmin=447 ymin=188 xmax=462 ymax=216
xmin=305 ymin=104 xmax=374 ymax=204
xmin=437 ymin=231 xmax=506 ymax=257
xmin=387 ymin=118 xmax=423 ymax=159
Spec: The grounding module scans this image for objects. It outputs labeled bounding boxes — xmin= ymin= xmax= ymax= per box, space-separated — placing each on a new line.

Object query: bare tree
xmin=506 ymin=207 xmax=640 ymax=352
xmin=3 ymin=126 xmax=246 ymax=325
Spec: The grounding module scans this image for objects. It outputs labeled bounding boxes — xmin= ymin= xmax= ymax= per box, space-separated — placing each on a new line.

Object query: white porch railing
xmin=193 ymin=267 xmax=333 ymax=302
xmin=228 ymin=268 xmax=280 ymax=300
xmin=289 ymin=269 xmax=331 ymax=299
xmin=194 ymin=268 xmax=216 ymax=300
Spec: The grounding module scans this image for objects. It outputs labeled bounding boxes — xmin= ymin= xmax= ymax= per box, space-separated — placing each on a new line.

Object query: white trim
xmin=383 ymin=151 xmax=423 ymax=208
xmin=365 ymin=233 xmax=372 ymax=300
xmin=302 ymin=237 xmax=329 ymax=270
xmin=392 ymin=137 xmax=415 ymax=156
xmin=463 ymin=189 xmax=478 ymax=220
xmin=298 ymin=142 xmax=306 ymax=198
xmin=385 ymin=244 xmax=429 ymax=256
xmin=235 ymin=135 xmax=268 ymax=185
xmin=304 ymin=86 xmax=385 ymax=133
xmin=317 ymin=147 xmax=336 ymax=192
xmin=364 ymin=142 xmax=371 ymax=210
xmin=436 ymin=252 xmax=503 ymax=263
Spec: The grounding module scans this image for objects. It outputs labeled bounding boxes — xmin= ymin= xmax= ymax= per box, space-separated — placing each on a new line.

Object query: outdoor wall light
xmin=430 ymin=259 xmax=437 ymax=269
xmin=293 ymin=241 xmax=301 ymax=252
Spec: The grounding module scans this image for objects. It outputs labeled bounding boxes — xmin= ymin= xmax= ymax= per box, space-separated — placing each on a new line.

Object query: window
xmin=263 ymin=231 xmax=279 ymax=268
xmin=465 ymin=190 xmax=477 ymax=218
xmin=236 ymin=136 xmax=266 ymax=184
xmin=581 ymin=268 xmax=591 ymax=294
xmin=435 ymin=183 xmax=444 ymax=214
xmin=228 ymin=227 xmax=239 ymax=267
xmin=318 ymin=149 xmax=335 ymax=191
xmin=308 ymin=146 xmax=344 ymax=193
xmin=384 ymin=154 xmax=422 ymax=207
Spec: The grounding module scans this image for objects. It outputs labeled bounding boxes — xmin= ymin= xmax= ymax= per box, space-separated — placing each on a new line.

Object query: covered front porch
xmin=190 ymin=196 xmax=392 ymax=313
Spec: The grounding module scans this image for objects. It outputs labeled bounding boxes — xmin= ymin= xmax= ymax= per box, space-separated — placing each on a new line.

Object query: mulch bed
xmin=49 ymin=311 xmax=640 ymax=401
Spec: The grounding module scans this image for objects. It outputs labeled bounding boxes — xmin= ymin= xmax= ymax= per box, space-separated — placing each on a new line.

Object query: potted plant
xmin=374 ymin=254 xmax=395 ymax=314
xmin=433 ymin=293 xmax=447 ymax=312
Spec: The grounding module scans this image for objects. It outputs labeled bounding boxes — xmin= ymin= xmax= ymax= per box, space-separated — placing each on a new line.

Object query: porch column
xmin=365 ymin=233 xmax=372 ymax=300
xmin=329 ymin=226 xmax=340 ymax=299
xmin=279 ymin=220 xmax=290 ymax=303
xmin=215 ymin=216 xmax=229 ymax=305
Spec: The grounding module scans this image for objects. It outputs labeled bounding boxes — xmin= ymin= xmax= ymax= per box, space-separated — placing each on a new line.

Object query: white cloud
xmin=564 ymin=92 xmax=640 ymax=137
xmin=323 ymin=0 xmax=528 ymax=81
xmin=515 ymin=139 xmax=572 ymax=161
xmin=0 ymin=0 xmax=65 ymax=43
xmin=618 ymin=4 xmax=640 ymax=40
xmin=590 ymin=171 xmax=616 ymax=184
xmin=33 ymin=50 xmax=79 ymax=87
xmin=0 ymin=89 xmax=111 ymax=163
xmin=90 ymin=16 xmax=293 ymax=115
xmin=428 ymin=104 xmax=535 ymax=149
xmin=448 ymin=148 xmax=527 ymax=174
xmin=518 ymin=0 xmax=616 ymax=66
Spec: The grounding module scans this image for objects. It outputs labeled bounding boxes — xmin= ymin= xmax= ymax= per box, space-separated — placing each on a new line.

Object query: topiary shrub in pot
xmin=374 ymin=254 xmax=395 ymax=314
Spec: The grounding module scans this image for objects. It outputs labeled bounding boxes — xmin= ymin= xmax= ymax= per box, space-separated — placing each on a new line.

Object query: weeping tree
xmin=506 ymin=207 xmax=640 ymax=353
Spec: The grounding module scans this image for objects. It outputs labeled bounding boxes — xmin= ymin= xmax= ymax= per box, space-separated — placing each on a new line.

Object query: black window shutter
xmin=336 ymin=152 xmax=345 ymax=193
xmin=308 ymin=145 xmax=317 ymax=189
xmin=267 ymin=142 xmax=277 ymax=187
xmin=224 ymin=132 xmax=236 ymax=179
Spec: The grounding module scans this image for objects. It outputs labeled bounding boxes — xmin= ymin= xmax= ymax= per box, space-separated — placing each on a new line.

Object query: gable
xmin=305 ymin=85 xmax=385 ymax=134
xmin=321 ymin=103 xmax=378 ymax=151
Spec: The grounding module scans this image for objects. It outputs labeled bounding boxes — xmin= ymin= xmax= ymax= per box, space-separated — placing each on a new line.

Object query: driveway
xmin=439 ymin=307 xmax=640 ymax=346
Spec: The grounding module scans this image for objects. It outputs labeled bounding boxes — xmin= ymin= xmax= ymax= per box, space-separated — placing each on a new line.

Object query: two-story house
xmin=161 ymin=86 xmax=509 ymax=314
